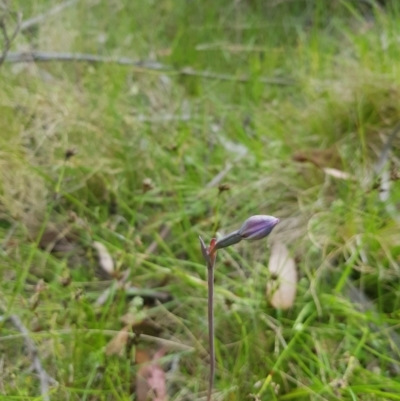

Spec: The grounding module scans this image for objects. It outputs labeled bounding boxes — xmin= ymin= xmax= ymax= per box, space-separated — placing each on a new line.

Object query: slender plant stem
xmin=207 ymin=259 xmax=215 ymax=401
xmin=199 ymin=236 xmax=217 ymax=400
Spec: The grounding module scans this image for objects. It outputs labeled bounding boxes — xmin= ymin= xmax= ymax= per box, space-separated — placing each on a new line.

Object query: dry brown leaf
xmin=39 ymin=227 xmax=76 ymax=253
xmin=135 ymin=349 xmax=152 ymax=364
xmin=136 ymin=348 xmax=167 ymax=401
xmin=293 ymin=148 xmax=341 ymax=169
xmin=267 ymin=242 xmax=297 ymax=310
xmin=105 ymin=325 xmax=129 ymax=356
xmin=93 ymin=241 xmax=115 ymax=277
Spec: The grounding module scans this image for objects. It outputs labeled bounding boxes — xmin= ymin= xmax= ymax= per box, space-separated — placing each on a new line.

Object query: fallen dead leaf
xmin=135 ymin=349 xmax=152 ymax=364
xmin=93 ymin=241 xmax=115 ymax=277
xmin=323 ymin=167 xmax=354 ymax=181
xmin=136 ymin=348 xmax=167 ymax=401
xmin=105 ymin=325 xmax=130 ymax=356
xmin=267 ymin=242 xmax=297 ymax=310
xmin=293 ymin=148 xmax=341 ymax=169
xmin=39 ymin=227 xmax=76 ymax=253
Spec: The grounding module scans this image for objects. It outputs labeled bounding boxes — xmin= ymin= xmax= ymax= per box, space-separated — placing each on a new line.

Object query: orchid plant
xmin=199 ymin=215 xmax=280 ymax=401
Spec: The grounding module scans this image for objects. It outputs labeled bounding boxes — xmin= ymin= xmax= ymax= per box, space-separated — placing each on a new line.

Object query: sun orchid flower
xmin=198 ymin=214 xmax=280 ymax=401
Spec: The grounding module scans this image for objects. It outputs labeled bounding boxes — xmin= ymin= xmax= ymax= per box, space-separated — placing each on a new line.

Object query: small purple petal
xmin=239 ymin=215 xmax=280 ymax=240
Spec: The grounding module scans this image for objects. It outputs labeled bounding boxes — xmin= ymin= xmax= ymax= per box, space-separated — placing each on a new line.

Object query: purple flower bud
xmin=212 ymin=215 xmax=280 ymax=252
xmin=238 ymin=215 xmax=280 ymax=240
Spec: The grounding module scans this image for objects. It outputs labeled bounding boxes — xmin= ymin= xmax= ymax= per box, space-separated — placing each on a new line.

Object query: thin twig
xmin=4 ymin=51 xmax=294 ymax=85
xmin=8 ymin=315 xmax=52 ymax=400
xmin=0 ymin=328 xmax=195 ymax=352
xmin=5 ymin=51 xmax=169 ymax=70
xmin=0 ymin=11 xmax=21 ymax=67
xmin=0 ymin=304 xmax=55 ymax=400
xmin=20 ymin=0 xmax=77 ymax=32
xmin=179 ymin=66 xmax=293 ymax=86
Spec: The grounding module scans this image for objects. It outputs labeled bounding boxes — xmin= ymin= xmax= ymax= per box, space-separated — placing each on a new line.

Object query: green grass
xmin=1 ymin=0 xmax=400 ymax=400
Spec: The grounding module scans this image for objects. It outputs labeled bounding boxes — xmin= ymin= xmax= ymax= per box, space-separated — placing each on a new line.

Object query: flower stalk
xmin=199 ymin=215 xmax=279 ymax=400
